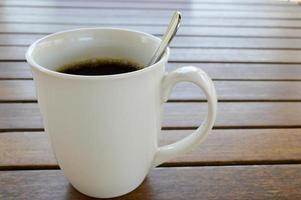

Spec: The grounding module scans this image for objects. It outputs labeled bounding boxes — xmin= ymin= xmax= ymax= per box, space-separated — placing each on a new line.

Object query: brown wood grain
xmin=0 ymin=132 xmax=56 ymax=168
xmin=1 ymin=0 xmax=301 ymax=199
xmin=2 ymin=62 xmax=301 ymax=80
xmin=1 ymin=24 xmax=301 ymax=37
xmin=2 ymin=7 xmax=301 ymax=19
xmin=1 ymin=129 xmax=301 ymax=168
xmin=162 ymin=129 xmax=301 ymax=165
xmin=1 ymin=1 xmax=301 ymax=12
xmin=3 ymin=34 xmax=301 ymax=49
xmin=170 ymin=81 xmax=301 ymax=101
xmin=1 ymin=165 xmax=301 ymax=200
xmin=3 ymin=80 xmax=301 ymax=101
xmin=2 ymin=15 xmax=301 ymax=28
xmin=0 ymin=103 xmax=43 ymax=130
xmin=3 ymin=46 xmax=301 ymax=63
xmin=1 ymin=102 xmax=301 ymax=130
xmin=163 ymin=102 xmax=301 ymax=128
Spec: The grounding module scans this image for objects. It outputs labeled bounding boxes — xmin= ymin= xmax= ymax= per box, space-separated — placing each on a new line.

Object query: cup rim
xmin=26 ymin=27 xmax=170 ymax=80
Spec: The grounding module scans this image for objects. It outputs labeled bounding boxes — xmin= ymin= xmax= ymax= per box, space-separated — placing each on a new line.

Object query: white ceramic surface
xmin=26 ymin=28 xmax=217 ymax=198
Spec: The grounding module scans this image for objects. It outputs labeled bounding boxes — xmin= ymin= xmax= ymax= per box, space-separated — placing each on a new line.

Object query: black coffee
xmin=57 ymin=58 xmax=143 ymax=76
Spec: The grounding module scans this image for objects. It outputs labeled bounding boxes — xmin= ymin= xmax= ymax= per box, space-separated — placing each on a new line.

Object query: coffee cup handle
xmin=152 ymin=66 xmax=217 ymax=167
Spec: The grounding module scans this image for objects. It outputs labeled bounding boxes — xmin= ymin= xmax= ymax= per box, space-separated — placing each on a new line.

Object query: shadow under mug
xmin=26 ymin=28 xmax=217 ymax=198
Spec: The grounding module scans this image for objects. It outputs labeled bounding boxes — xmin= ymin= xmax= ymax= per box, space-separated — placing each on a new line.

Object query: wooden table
xmin=1 ymin=0 xmax=301 ymax=199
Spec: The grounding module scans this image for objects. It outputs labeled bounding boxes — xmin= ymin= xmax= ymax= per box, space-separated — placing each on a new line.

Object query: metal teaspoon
xmin=147 ymin=11 xmax=181 ymax=66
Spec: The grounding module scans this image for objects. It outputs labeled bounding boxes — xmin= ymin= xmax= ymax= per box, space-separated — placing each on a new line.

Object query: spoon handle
xmin=147 ymin=11 xmax=181 ymax=66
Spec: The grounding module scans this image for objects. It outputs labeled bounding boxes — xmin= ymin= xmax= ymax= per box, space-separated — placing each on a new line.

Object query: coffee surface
xmin=57 ymin=58 xmax=143 ymax=76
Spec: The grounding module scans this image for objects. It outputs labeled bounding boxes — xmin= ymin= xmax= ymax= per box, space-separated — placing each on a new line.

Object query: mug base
xmin=70 ymin=174 xmax=146 ymax=198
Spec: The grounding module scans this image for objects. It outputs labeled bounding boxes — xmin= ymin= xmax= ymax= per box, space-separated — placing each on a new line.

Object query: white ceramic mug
xmin=26 ymin=28 xmax=217 ymax=198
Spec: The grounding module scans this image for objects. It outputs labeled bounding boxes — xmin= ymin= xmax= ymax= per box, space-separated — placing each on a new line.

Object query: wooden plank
xmin=2 ymin=62 xmax=301 ymax=80
xmin=1 ymin=7 xmax=301 ymax=19
xmin=1 ymin=165 xmax=301 ymax=199
xmin=6 ymin=46 xmax=301 ymax=64
xmin=2 ymin=24 xmax=301 ymax=38
xmin=170 ymin=81 xmax=301 ymax=101
xmin=10 ymin=0 xmax=297 ymax=5
xmin=167 ymin=63 xmax=301 ymax=80
xmin=3 ymin=46 xmax=301 ymax=63
xmin=164 ymin=129 xmax=301 ymax=165
xmin=170 ymin=48 xmax=301 ymax=63
xmin=0 ymin=132 xmax=56 ymax=168
xmin=173 ymin=37 xmax=301 ymax=49
xmin=1 ymin=129 xmax=301 ymax=168
xmin=1 ymin=1 xmax=300 ymax=11
xmin=0 ymin=34 xmax=43 ymax=46
xmin=0 ymin=62 xmax=32 ymax=79
xmin=0 ymin=47 xmax=27 ymax=60
xmin=2 ymin=15 xmax=301 ymax=28
xmin=0 ymin=103 xmax=43 ymax=130
xmin=0 ymin=80 xmax=35 ymax=101
xmin=3 ymin=80 xmax=301 ymax=101
xmin=3 ymin=34 xmax=301 ymax=50
xmin=1 ymin=102 xmax=301 ymax=129
xmin=163 ymin=102 xmax=301 ymax=128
